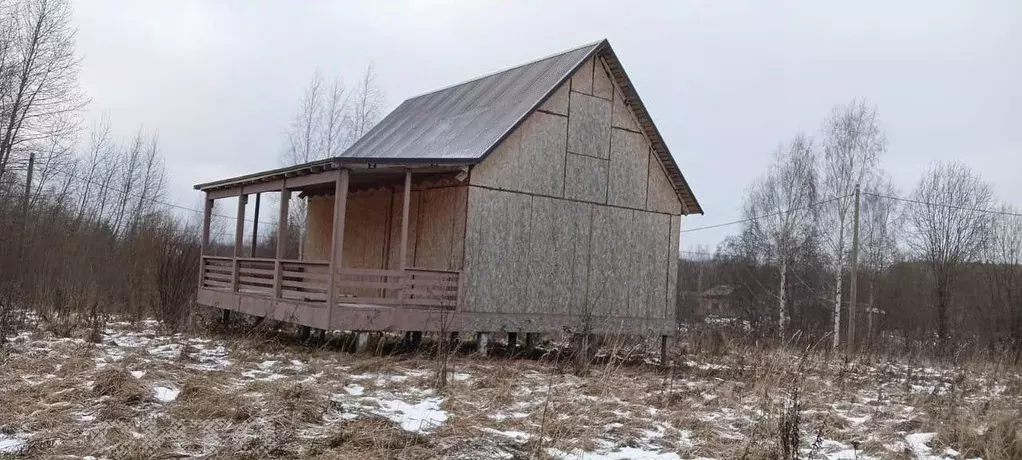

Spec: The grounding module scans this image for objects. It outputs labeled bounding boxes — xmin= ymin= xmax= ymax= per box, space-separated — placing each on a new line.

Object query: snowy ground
xmin=0 ymin=321 xmax=1020 ymax=459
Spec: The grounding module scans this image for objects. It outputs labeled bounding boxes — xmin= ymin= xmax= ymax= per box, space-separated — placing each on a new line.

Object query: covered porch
xmin=195 ymin=160 xmax=470 ymax=332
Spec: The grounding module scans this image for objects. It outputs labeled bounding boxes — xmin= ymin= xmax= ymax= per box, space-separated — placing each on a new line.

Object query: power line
xmin=864 ymin=192 xmax=1022 ymax=219
xmin=680 ymin=193 xmax=852 ymax=234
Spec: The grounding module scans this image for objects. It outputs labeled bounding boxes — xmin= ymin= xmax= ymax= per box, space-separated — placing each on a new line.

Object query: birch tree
xmin=746 ymin=134 xmax=818 ymax=334
xmin=819 ymin=99 xmax=886 ymax=348
xmin=859 ymin=174 xmax=901 ymax=339
xmin=907 ymin=162 xmax=994 ymax=345
xmin=985 ymin=206 xmax=1022 ymax=361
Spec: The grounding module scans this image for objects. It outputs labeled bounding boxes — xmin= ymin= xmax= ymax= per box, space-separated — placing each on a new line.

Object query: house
xmin=697 ymin=285 xmax=736 ymax=318
xmin=193 ymin=39 xmax=702 ymax=355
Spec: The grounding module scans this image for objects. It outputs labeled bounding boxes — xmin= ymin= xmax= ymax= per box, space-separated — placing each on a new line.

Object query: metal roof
xmin=339 ymin=41 xmax=601 ymax=162
xmin=197 ymin=39 xmax=702 ymax=214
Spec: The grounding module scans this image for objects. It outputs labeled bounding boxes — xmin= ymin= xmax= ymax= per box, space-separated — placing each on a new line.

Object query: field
xmin=0 ymin=319 xmax=1020 ymax=459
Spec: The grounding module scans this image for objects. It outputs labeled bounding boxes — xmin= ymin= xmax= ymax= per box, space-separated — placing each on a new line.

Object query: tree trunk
xmin=833 ymin=264 xmax=843 ymax=349
xmin=866 ymin=278 xmax=876 ymax=341
xmin=778 ymin=257 xmax=787 ymax=337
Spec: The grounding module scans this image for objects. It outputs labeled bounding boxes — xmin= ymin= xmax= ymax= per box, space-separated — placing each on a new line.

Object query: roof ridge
xmin=403 ymin=39 xmax=606 ymax=101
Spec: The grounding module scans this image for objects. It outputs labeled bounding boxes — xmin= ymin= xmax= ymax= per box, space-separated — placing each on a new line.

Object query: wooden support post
xmin=398 ymin=170 xmax=412 ymax=302
xmin=222 ymin=309 xmax=231 ymax=326
xmin=660 ymin=335 xmax=670 ymax=365
xmin=327 ymin=169 xmax=350 ymax=329
xmin=298 ymin=325 xmax=311 ymax=342
xmin=274 ymin=187 xmax=290 ymax=300
xmin=232 ymin=194 xmax=248 ymax=293
xmin=524 ymin=333 xmax=537 ymax=351
xmin=476 ymin=332 xmax=490 ymax=356
xmin=411 ymin=331 xmax=422 ymax=347
xmin=507 ymin=332 xmax=518 ymax=348
xmin=250 ymin=192 xmax=261 ymax=257
xmin=848 ymin=184 xmax=861 ymax=352
xmin=198 ymin=195 xmax=213 ymax=290
xmin=356 ymin=332 xmax=370 ymax=353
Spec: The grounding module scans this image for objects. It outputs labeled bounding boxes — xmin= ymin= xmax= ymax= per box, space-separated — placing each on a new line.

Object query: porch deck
xmin=198 ymin=255 xmax=462 ymax=331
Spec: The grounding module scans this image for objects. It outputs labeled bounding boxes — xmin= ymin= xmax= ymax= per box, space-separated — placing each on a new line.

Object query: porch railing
xmin=200 ymin=256 xmax=460 ymax=309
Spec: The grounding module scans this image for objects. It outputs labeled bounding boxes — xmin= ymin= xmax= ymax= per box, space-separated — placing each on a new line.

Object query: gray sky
xmin=72 ymin=1 xmax=1022 ymax=251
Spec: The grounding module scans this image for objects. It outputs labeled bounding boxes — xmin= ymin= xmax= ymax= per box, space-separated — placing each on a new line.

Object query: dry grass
xmin=90 ymin=366 xmax=147 ymax=404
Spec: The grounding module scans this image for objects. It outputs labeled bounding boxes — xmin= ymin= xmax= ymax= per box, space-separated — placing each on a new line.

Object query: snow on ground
xmin=0 ymin=320 xmax=1020 ymax=458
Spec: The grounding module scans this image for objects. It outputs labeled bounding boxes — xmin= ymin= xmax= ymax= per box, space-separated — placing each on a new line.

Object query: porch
xmin=195 ymin=160 xmax=469 ymax=332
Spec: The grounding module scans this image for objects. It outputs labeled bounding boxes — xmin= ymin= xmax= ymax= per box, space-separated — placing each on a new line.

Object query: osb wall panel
xmin=567 ymin=91 xmax=611 ymax=159
xmin=463 ymin=187 xmax=532 ymax=314
xmin=608 ymin=128 xmax=650 ymax=209
xmin=525 ymin=196 xmax=591 ymax=316
xmin=563 ymin=152 xmax=608 ymax=203
xmin=304 ymin=196 xmax=334 ymax=261
xmin=413 ymin=186 xmax=468 ymax=270
xmin=342 ymin=192 xmax=390 ymax=270
xmin=632 ymin=211 xmax=670 ymax=320
xmin=470 ymin=111 xmax=566 ymax=197
xmin=612 ymin=84 xmax=640 ymax=131
xmin=539 ymin=81 xmax=569 ymax=115
xmin=586 ymin=205 xmax=633 ymax=318
xmin=645 ymin=150 xmax=683 ymax=215
xmin=593 ymin=58 xmax=614 ymax=100
xmin=386 ymin=190 xmax=419 ymax=270
xmin=667 ymin=215 xmax=682 ymax=321
xmin=570 ymin=57 xmax=594 ymax=95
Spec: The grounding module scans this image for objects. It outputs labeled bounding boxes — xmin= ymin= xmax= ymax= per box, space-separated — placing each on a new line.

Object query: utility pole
xmin=848 ymin=184 xmax=861 ymax=352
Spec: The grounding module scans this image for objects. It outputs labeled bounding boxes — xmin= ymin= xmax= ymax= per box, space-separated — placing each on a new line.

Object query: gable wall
xmin=463 ymin=56 xmax=685 ymax=331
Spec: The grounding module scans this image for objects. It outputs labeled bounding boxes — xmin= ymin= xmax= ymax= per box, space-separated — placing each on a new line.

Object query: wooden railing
xmin=200 ymin=256 xmax=459 ymax=310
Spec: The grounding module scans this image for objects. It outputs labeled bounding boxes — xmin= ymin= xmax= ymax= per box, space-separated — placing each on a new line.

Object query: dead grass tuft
xmin=91 ymin=366 xmax=147 ymax=404
xmin=320 ymin=416 xmax=432 ymax=451
xmin=267 ymin=382 xmax=324 ymax=424
xmin=172 ymin=376 xmax=256 ymax=422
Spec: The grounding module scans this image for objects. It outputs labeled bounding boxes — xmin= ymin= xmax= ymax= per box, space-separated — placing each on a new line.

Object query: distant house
xmin=697 ymin=285 xmax=736 ymax=318
xmin=192 ymin=39 xmax=702 ymax=350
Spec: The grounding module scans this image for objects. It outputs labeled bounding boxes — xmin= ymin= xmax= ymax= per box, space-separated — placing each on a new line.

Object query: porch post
xmin=232 ymin=193 xmax=248 ymax=293
xmin=399 ymin=170 xmax=412 ymax=302
xmin=274 ymin=185 xmax=290 ymax=299
xmin=250 ymin=192 xmax=261 ymax=257
xmin=327 ymin=169 xmax=350 ymax=328
xmin=198 ymin=194 xmax=213 ymax=290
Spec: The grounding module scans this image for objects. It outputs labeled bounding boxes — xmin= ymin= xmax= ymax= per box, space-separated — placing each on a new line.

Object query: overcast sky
xmin=72 ymin=1 xmax=1021 ymax=252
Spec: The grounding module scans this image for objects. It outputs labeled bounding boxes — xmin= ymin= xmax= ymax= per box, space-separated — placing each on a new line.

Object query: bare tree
xmin=907 ymin=162 xmax=994 ymax=345
xmin=984 ymin=205 xmax=1022 ymax=360
xmin=859 ymin=174 xmax=901 ymax=339
xmin=0 ymin=0 xmax=86 ymax=183
xmin=745 ymin=133 xmax=818 ymax=334
xmin=819 ymin=99 xmax=886 ymax=348
xmin=346 ymin=64 xmax=384 ymax=145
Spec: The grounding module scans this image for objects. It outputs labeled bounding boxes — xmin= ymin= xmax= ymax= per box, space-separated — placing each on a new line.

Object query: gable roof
xmin=340 ymin=39 xmax=702 ymax=215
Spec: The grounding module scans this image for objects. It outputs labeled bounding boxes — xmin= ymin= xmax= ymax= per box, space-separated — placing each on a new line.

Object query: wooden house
xmin=193 ymin=39 xmax=702 ymax=351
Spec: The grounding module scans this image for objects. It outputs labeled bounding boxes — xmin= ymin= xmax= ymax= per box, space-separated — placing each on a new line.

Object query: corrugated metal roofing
xmin=339 ymin=41 xmax=601 ymax=162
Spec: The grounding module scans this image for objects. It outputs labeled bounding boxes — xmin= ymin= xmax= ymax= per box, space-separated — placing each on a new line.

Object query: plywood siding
xmin=593 ymin=59 xmax=614 ymax=100
xmin=471 ymin=111 xmax=567 ymax=197
xmin=608 ymin=129 xmax=649 ymax=209
xmin=414 ymin=186 xmax=468 ymax=270
xmin=526 ymin=196 xmax=591 ymax=316
xmin=567 ymin=91 xmax=612 ymax=159
xmin=539 ymin=81 xmax=569 ymax=115
xmin=343 ymin=192 xmax=391 ymax=269
xmin=387 ymin=190 xmax=419 ymax=269
xmin=563 ymin=152 xmax=608 ymax=203
xmin=304 ymin=196 xmax=333 ymax=261
xmin=463 ymin=187 xmax=532 ymax=313
xmin=667 ymin=215 xmax=682 ymax=321
xmin=646 ymin=150 xmax=684 ymax=214
xmin=570 ymin=57 xmax=594 ymax=95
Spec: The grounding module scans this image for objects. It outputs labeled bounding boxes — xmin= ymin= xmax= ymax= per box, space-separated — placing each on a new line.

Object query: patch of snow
xmin=153 ymin=386 xmax=180 ymax=402
xmin=481 ymin=427 xmax=530 ymax=442
xmin=547 ymin=446 xmax=681 ymax=460
xmin=241 ymin=370 xmax=286 ymax=381
xmin=906 ymin=432 xmax=937 ymax=458
xmin=130 ymin=370 xmax=146 ymax=379
xmin=0 ymin=436 xmax=27 ymax=454
xmin=370 ymin=396 xmax=448 ymax=432
xmin=148 ymin=343 xmax=183 ymax=359
xmin=258 ymin=360 xmax=278 ymax=370
xmin=453 ymin=372 xmax=472 ymax=381
xmin=344 ymin=384 xmax=365 ymax=396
